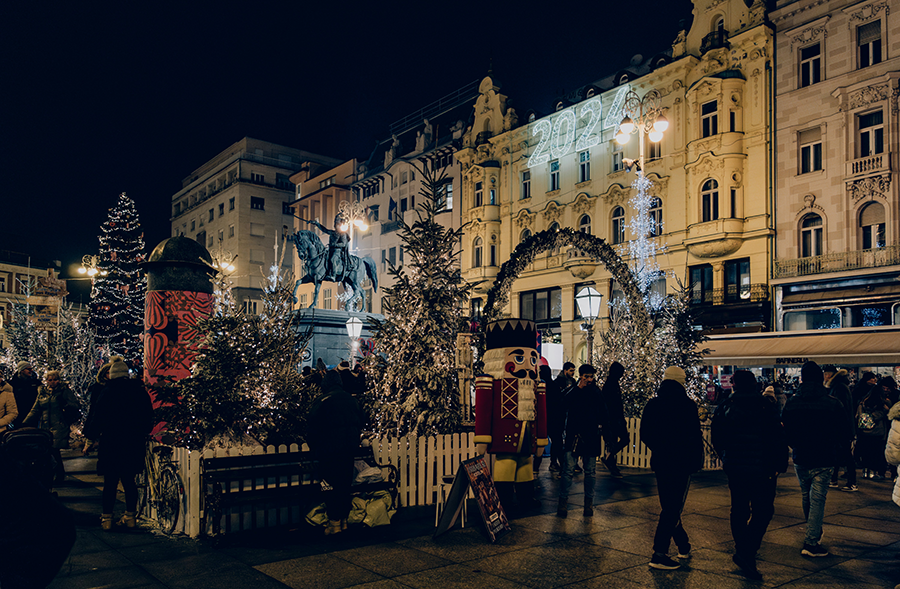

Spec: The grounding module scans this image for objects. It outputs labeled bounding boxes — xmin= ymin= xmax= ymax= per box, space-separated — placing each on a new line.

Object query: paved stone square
xmin=51 ymin=450 xmax=900 ymax=588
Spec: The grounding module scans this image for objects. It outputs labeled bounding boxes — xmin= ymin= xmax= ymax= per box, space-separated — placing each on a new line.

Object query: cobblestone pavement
xmin=51 ymin=449 xmax=900 ymax=588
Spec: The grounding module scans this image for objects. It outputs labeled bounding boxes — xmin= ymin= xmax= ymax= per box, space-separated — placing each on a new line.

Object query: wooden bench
xmin=202 ymin=446 xmax=399 ymax=535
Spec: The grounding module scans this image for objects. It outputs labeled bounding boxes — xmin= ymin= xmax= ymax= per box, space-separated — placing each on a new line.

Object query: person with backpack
xmin=22 ymin=370 xmax=80 ymax=485
xmin=712 ymin=370 xmax=788 ymax=580
xmin=855 ymin=388 xmax=890 ymax=479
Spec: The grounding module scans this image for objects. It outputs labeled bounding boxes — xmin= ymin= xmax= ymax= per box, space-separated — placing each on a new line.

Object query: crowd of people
xmin=535 ymin=359 xmax=900 ymax=581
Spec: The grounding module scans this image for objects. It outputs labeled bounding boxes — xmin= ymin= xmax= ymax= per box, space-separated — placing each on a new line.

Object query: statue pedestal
xmin=294 ymin=308 xmax=382 ymax=369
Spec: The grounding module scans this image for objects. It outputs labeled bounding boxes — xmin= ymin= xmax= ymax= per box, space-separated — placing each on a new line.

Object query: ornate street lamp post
xmin=77 ymin=254 xmax=107 ymax=278
xmin=338 ymin=200 xmax=369 ymax=256
xmin=575 ymin=286 xmax=603 ymax=366
xmin=346 ymin=315 xmax=363 ymax=359
xmin=614 ymin=89 xmax=669 ymax=177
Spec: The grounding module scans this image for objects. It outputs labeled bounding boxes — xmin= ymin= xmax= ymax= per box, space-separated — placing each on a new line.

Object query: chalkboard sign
xmin=433 ymin=456 xmax=510 ymax=542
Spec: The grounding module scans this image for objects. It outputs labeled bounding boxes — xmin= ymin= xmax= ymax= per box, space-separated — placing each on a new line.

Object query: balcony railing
xmin=700 ymin=29 xmax=729 ymax=54
xmin=846 ymin=153 xmax=889 ymax=177
xmin=690 ymin=284 xmax=769 ymax=306
xmin=774 ymin=244 xmax=900 ymax=279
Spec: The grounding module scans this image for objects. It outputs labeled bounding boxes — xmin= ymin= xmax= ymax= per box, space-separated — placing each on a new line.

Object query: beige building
xmin=771 ymin=0 xmax=900 ymax=335
xmin=456 ymin=0 xmax=774 ymax=363
xmin=170 ymin=137 xmax=341 ymax=312
xmin=0 ymin=252 xmax=66 ymax=348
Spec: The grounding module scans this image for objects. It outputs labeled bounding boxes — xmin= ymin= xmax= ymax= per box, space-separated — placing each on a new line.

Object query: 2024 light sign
xmin=526 ymin=86 xmax=628 ymax=169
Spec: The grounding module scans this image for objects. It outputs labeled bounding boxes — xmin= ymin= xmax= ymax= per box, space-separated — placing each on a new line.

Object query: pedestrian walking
xmin=824 ymin=365 xmax=857 ymax=491
xmin=307 ymin=369 xmax=364 ymax=535
xmin=534 ymin=364 xmax=554 ymax=473
xmin=712 ymin=370 xmax=788 ymax=579
xmin=557 ymin=364 xmax=606 ymax=518
xmin=855 ymin=388 xmax=889 ymax=479
xmin=0 ymin=367 xmax=17 ymax=429
xmin=781 ymin=361 xmax=850 ymax=557
xmin=547 ymin=362 xmax=575 ymax=477
xmin=9 ymin=361 xmax=39 ymax=429
xmin=81 ymin=361 xmax=111 ymax=455
xmin=82 ymin=356 xmax=154 ymax=530
xmin=23 ymin=370 xmax=80 ymax=485
xmin=640 ymin=366 xmax=703 ymax=570
xmin=600 ymin=361 xmax=628 ymax=478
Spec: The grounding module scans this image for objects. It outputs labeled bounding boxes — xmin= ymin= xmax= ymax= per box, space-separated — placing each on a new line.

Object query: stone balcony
xmin=846 ymin=153 xmax=890 ymax=178
xmin=774 ymin=244 xmax=900 ymax=279
xmin=684 ymin=217 xmax=745 ymax=258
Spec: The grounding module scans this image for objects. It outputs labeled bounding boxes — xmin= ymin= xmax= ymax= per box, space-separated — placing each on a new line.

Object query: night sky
xmin=2 ymin=0 xmax=693 ymax=295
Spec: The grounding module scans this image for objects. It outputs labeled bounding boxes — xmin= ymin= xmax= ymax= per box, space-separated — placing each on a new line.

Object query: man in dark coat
xmin=557 ymin=364 xmax=606 ymax=518
xmin=600 ymin=361 xmax=628 ymax=478
xmin=824 ymin=365 xmax=857 ymax=491
xmin=781 ymin=361 xmax=850 ymax=558
xmin=547 ymin=361 xmax=575 ymax=476
xmin=307 ymin=369 xmax=364 ymax=535
xmin=9 ymin=361 xmax=39 ymax=429
xmin=641 ymin=366 xmax=703 ymax=570
xmin=712 ymin=370 xmax=788 ymax=579
xmin=82 ymin=356 xmax=154 ymax=530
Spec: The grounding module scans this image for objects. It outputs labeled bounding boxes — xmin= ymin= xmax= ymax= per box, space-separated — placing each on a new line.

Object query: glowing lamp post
xmin=338 ymin=200 xmax=369 ymax=256
xmin=77 ymin=254 xmax=108 ymax=278
xmin=614 ymin=89 xmax=668 ymax=177
xmin=346 ymin=316 xmax=363 ymax=359
xmin=575 ymin=286 xmax=603 ymax=366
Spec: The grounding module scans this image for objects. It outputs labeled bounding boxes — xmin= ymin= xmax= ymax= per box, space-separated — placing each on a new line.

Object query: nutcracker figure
xmin=475 ymin=319 xmax=548 ymax=511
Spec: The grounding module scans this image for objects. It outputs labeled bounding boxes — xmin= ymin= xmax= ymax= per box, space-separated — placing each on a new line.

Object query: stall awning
xmin=700 ymin=326 xmax=900 ymax=367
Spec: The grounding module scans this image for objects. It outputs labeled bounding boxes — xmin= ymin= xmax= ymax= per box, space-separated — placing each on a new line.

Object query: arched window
xmin=612 ymin=206 xmax=625 ymax=244
xmin=520 ymin=228 xmax=532 ymax=243
xmin=715 ymin=17 xmax=725 ymax=33
xmin=649 ymin=198 xmax=662 ymax=237
xmin=579 ymin=214 xmax=592 ymax=235
xmin=800 ymin=214 xmax=823 ymax=257
xmin=701 ymin=179 xmax=719 ymax=222
xmin=860 ymin=201 xmax=886 ymax=249
xmin=473 ymin=237 xmax=483 ymax=267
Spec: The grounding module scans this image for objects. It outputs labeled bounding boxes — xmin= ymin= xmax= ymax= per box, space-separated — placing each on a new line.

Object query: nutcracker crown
xmin=484 ymin=318 xmax=537 ymax=351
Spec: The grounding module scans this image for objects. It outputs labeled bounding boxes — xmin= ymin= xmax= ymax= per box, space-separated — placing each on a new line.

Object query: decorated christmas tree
xmin=88 ymin=193 xmax=146 ymax=369
xmin=364 ymin=165 xmax=473 ymax=437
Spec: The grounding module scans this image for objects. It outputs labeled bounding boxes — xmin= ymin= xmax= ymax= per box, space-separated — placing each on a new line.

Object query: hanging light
xmin=648 ymin=129 xmax=664 ymax=143
xmin=653 ymin=114 xmax=669 ymax=133
xmin=618 ymin=116 xmax=635 ymax=135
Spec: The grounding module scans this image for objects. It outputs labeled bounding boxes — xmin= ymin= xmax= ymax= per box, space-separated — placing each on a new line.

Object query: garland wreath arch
xmin=477 ymin=227 xmax=652 ymax=363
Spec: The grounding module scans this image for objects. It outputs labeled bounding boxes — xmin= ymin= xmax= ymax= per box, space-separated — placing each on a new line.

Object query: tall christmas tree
xmin=365 ymin=165 xmax=473 ymax=438
xmin=88 ymin=193 xmax=146 ymax=368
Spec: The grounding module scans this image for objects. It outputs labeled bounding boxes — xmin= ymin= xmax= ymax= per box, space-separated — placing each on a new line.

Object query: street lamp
xmin=346 ymin=316 xmax=363 ymax=359
xmin=338 ymin=200 xmax=369 ymax=255
xmin=614 ymin=89 xmax=668 ymax=177
xmin=77 ymin=255 xmax=107 ymax=278
xmin=575 ymin=286 xmax=603 ymax=366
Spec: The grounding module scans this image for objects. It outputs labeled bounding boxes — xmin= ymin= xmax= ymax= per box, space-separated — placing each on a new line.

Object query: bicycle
xmin=136 ymin=444 xmax=184 ymax=535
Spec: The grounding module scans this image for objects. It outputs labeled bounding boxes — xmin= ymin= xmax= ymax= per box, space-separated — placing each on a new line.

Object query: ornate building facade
xmin=771 ymin=0 xmax=900 ymax=334
xmin=456 ymin=0 xmax=774 ymax=362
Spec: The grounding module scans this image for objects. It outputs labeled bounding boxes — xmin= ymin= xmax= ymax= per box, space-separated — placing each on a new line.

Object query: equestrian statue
xmin=288 ymin=212 xmax=378 ymax=311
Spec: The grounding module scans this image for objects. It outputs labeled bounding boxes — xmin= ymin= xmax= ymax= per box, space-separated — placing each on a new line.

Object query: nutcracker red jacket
xmin=474 ymin=375 xmax=548 ymax=454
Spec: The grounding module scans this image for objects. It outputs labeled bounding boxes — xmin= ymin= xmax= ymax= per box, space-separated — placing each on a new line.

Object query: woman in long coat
xmin=23 ymin=370 xmax=79 ymax=484
xmin=83 ymin=356 xmax=154 ymax=530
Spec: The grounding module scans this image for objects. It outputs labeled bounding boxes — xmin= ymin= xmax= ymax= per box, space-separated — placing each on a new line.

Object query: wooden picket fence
xmin=153 ymin=418 xmax=721 ymax=537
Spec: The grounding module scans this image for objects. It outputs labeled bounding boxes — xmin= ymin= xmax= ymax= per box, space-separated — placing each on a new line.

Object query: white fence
xmin=157 ymin=417 xmax=720 ymax=538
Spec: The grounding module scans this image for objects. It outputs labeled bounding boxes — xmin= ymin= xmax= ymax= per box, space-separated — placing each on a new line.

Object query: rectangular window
xmin=612 ymin=146 xmax=623 ymax=172
xmin=388 ymin=247 xmax=396 ymax=266
xmin=489 ymin=244 xmax=497 ymax=267
xmin=549 ymin=161 xmax=560 ymax=191
xmin=521 ymin=170 xmax=531 ymax=199
xmin=400 ymin=198 xmax=408 ymax=213
xmin=282 ymin=202 xmax=293 ymax=215
xmin=219 ymin=203 xmax=225 ymax=217
xmin=444 ymin=183 xmax=453 ymax=210
xmin=208 ymin=236 xmax=214 ymax=247
xmin=474 ymin=181 xmax=483 ymax=207
xmin=369 ymin=205 xmax=380 ymax=221
xmin=381 ymin=249 xmax=386 ymax=270
xmin=799 ymin=128 xmax=823 ymax=173
xmin=243 ymin=300 xmax=259 ymax=315
xmin=250 ymin=223 xmax=265 ymax=237
xmin=218 ymin=229 xmax=224 ymax=242
xmin=208 ymin=209 xmax=214 ymax=222
xmin=323 ymin=289 xmax=332 ymax=310
xmin=401 ymin=171 xmax=408 ymax=185
xmin=190 ymin=220 xmax=196 ymax=231
xmin=319 ymin=177 xmax=334 ymax=189
xmin=399 ymin=247 xmax=404 ymax=264
xmin=724 ymin=258 xmax=750 ymax=301
xmin=229 ymin=224 xmax=235 ymax=238
xmin=578 ymin=151 xmax=591 ymax=183
xmin=701 ymin=100 xmax=718 ymax=137
xmin=251 ymin=172 xmax=265 ymax=183
xmin=250 ymin=197 xmax=265 ymax=210
xmin=859 ymin=110 xmax=884 ymax=157
xmin=729 ymin=111 xmax=736 ymax=132
xmin=0 ymin=275 xmax=6 ymax=292
xmin=519 ymin=287 xmax=562 ymax=323
xmin=858 ymin=20 xmax=882 ymax=68
xmin=648 ymin=141 xmax=661 ymax=161
xmin=800 ymin=43 xmax=821 ymax=87
xmin=299 ymin=293 xmax=307 ymax=307
xmin=689 ymin=264 xmax=714 ymax=304
xmin=229 ymin=197 xmax=235 ymax=211
xmin=489 ymin=188 xmax=496 ymax=205
xmin=730 ymin=189 xmax=737 ymax=218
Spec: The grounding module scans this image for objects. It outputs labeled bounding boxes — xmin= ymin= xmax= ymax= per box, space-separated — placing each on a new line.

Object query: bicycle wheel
xmin=135 ymin=470 xmax=150 ymax=520
xmin=157 ymin=467 xmax=183 ymax=534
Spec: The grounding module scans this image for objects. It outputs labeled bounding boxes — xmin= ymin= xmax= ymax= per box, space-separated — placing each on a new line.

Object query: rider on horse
xmin=303 ymin=213 xmax=353 ymax=282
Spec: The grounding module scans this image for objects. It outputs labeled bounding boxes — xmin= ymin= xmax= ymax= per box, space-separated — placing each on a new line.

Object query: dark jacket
xmin=547 ymin=373 xmax=574 ymax=436
xmin=9 ymin=374 xmax=39 ymax=429
xmin=23 ymin=384 xmax=79 ymax=449
xmin=828 ymin=370 xmax=855 ymax=436
xmin=601 ymin=362 xmax=628 ymax=441
xmin=781 ymin=380 xmax=849 ymax=468
xmin=307 ymin=371 xmax=364 ymax=455
xmin=82 ymin=378 xmax=154 ymax=475
xmin=640 ymin=379 xmax=703 ymax=473
xmin=711 ymin=391 xmax=788 ymax=476
xmin=563 ymin=380 xmax=606 ymax=457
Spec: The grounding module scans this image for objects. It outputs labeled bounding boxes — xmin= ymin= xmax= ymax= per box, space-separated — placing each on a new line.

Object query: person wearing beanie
xmin=712 ymin=370 xmax=788 ymax=580
xmin=23 ymin=370 xmax=80 ymax=485
xmin=82 ymin=356 xmax=154 ymax=531
xmin=81 ymin=362 xmax=112 ymax=455
xmin=824 ymin=366 xmax=857 ymax=491
xmin=9 ymin=361 xmax=39 ymax=429
xmin=781 ymin=360 xmax=850 ymax=557
xmin=640 ymin=366 xmax=703 ymax=570
xmin=853 ymin=371 xmax=879 ymax=407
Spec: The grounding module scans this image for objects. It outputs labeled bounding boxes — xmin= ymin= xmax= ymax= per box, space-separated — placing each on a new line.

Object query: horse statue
xmin=287 ymin=229 xmax=378 ymax=311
